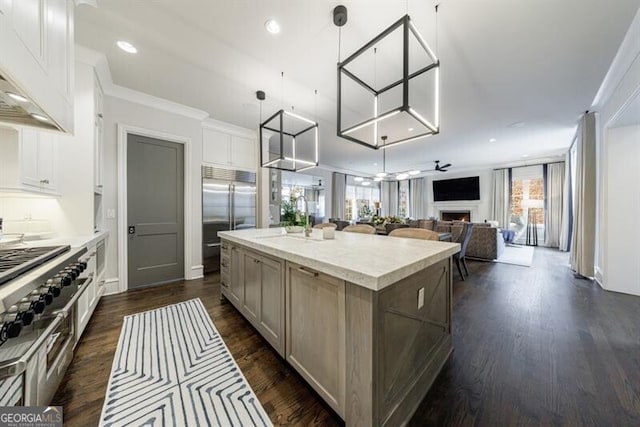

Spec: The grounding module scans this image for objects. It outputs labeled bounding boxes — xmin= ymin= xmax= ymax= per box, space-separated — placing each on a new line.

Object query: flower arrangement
xmin=280 ymin=199 xmax=307 ymax=227
xmin=371 ymin=215 xmax=405 ymax=226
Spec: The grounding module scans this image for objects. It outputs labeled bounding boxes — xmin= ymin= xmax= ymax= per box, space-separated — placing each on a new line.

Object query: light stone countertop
xmin=219 ymin=228 xmax=460 ymax=291
xmin=21 ymin=230 xmax=109 ymax=249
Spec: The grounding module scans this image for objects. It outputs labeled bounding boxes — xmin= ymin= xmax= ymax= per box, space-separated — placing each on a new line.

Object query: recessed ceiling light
xmin=408 ymin=170 xmax=420 ymax=176
xmin=374 ymin=177 xmax=383 ymax=182
xmin=396 ymin=173 xmax=409 ymax=180
xmin=373 ymin=163 xmax=378 ymax=166
xmin=508 ymin=121 xmax=526 ymax=128
xmin=375 ymin=172 xmax=387 ymax=178
xmin=354 ymin=177 xmax=364 ymax=182
xmin=489 ymin=138 xmax=497 ymax=143
xmin=408 ymin=128 xmax=414 ymax=132
xmin=117 ymin=40 xmax=138 ymax=54
xmin=522 ymin=154 xmax=529 ymax=157
xmin=6 ymin=92 xmax=28 ymax=102
xmin=361 ymin=181 xmax=371 ymax=186
xmin=265 ymin=19 xmax=281 ymax=34
xmin=31 ymin=113 xmax=49 ymax=122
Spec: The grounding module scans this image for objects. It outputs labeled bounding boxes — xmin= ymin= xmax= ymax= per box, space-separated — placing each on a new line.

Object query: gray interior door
xmin=127 ymin=133 xmax=184 ymax=289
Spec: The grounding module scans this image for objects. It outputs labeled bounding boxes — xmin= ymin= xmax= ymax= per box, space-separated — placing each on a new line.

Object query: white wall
xmin=424 ymin=168 xmax=493 ymax=222
xmin=102 ymin=95 xmax=204 ymax=287
xmin=604 ymin=125 xmax=640 ymax=295
xmin=592 ymin=7 xmax=640 ymax=292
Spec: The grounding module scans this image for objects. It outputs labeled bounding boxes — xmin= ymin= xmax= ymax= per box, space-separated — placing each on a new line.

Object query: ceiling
xmin=75 ymin=0 xmax=640 ymax=176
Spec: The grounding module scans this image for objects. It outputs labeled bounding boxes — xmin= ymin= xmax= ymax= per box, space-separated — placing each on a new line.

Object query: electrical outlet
xmin=107 ymin=209 xmax=116 ymax=219
xmin=417 ymin=287 xmax=424 ymax=309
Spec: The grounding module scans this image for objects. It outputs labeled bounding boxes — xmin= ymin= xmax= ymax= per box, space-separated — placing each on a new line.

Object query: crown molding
xmin=75 ymin=44 xmax=209 ymax=121
xmin=202 ymin=117 xmax=256 ymax=138
xmin=592 ymin=8 xmax=640 ymax=110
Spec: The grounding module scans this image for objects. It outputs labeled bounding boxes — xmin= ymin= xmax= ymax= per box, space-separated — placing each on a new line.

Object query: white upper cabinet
xmin=0 ymin=0 xmax=74 ymax=132
xmin=0 ymin=126 xmax=59 ymax=195
xmin=230 ymin=135 xmax=256 ymax=170
xmin=93 ymin=76 xmax=104 ymax=193
xmin=202 ymin=123 xmax=257 ymax=171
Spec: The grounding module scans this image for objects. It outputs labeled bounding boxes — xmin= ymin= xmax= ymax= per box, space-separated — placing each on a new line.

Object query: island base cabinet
xmin=221 ymin=237 xmax=453 ymax=427
xmin=223 ymin=243 xmax=285 ymax=356
xmin=345 ymin=257 xmax=453 ymax=426
xmin=227 ymin=245 xmax=243 ymax=305
xmin=285 ymin=262 xmax=346 ymax=417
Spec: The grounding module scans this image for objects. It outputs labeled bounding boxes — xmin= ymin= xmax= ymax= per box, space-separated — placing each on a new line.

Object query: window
xmin=345 ymin=176 xmax=381 ymax=221
xmin=510 ymin=165 xmax=545 ymax=244
xmin=398 ymin=180 xmax=410 ymax=217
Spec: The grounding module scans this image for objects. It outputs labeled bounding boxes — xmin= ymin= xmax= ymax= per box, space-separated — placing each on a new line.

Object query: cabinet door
xmin=76 ymin=286 xmax=90 ymax=340
xmin=202 ymin=128 xmax=230 ymax=166
xmin=259 ymin=256 xmax=284 ymax=355
xmin=37 ymin=131 xmax=56 ymax=190
xmin=0 ymin=0 xmax=12 ymax=18
xmin=20 ymin=128 xmax=40 ymax=187
xmin=286 ymin=263 xmax=346 ymax=416
xmin=94 ymin=113 xmax=104 ymax=191
xmin=228 ymin=245 xmax=243 ymax=305
xmin=47 ymin=0 xmax=72 ymax=100
xmin=12 ymin=0 xmax=45 ymax=67
xmin=94 ymin=78 xmax=104 ymax=191
xmin=242 ymin=251 xmax=261 ymax=323
xmin=230 ymin=135 xmax=256 ymax=170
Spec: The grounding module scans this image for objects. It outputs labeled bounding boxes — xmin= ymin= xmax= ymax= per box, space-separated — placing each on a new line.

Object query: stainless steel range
xmin=0 ymin=244 xmax=95 ymax=406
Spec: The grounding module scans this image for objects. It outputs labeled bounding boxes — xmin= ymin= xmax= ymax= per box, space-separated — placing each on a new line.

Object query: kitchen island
xmin=218 ymin=228 xmax=460 ymax=426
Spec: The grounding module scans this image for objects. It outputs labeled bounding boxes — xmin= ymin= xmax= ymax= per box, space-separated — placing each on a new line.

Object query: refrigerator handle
xmin=230 ymin=184 xmax=235 ymax=230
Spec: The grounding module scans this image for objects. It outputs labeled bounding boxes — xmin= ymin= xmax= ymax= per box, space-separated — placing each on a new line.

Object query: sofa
xmin=413 ymin=220 xmax=505 ymax=261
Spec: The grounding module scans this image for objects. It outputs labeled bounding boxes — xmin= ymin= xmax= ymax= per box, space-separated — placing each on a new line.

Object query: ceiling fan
xmin=433 ymin=160 xmax=452 ymax=172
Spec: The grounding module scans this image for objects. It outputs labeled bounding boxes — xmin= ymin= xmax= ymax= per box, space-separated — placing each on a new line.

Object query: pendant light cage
xmin=260 ymin=109 xmax=319 ymax=172
xmin=337 ymin=14 xmax=440 ymax=150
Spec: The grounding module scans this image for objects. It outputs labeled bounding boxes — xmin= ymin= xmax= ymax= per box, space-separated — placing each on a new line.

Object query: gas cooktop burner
xmin=0 ymin=246 xmax=71 ymax=286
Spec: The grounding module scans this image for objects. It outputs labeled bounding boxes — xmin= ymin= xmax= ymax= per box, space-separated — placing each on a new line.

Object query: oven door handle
xmin=52 ymin=276 xmax=93 ymax=319
xmin=0 ymin=314 xmax=65 ymax=380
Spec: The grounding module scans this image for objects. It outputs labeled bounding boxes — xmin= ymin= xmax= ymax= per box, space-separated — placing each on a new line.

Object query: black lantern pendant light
xmin=259 ymin=74 xmax=319 ymax=172
xmin=335 ymin=5 xmax=440 ymax=150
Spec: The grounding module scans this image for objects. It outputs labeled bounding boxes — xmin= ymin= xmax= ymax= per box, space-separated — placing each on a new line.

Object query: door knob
xmin=128 ymin=226 xmax=136 ymax=235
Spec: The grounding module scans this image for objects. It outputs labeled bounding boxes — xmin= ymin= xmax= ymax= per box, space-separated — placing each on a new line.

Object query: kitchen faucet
xmin=296 ymin=196 xmax=312 ymax=237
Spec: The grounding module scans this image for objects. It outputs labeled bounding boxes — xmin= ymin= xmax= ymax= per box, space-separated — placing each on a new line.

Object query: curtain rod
xmin=493 ymin=160 xmax=565 ymax=171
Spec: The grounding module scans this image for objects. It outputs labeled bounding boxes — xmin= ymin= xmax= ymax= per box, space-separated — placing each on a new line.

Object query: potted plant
xmin=280 ymin=199 xmax=307 ymax=233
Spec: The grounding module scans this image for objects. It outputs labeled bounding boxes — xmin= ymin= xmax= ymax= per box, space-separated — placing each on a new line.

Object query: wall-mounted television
xmin=433 ymin=176 xmax=480 ymax=201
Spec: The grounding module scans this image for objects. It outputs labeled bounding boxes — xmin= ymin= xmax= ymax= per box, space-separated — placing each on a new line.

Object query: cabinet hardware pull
xmin=297 ymin=267 xmax=318 ymax=277
xmin=40 ymin=179 xmax=50 ymax=184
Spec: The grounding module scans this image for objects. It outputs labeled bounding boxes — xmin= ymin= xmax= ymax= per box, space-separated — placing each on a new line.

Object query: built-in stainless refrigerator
xmin=202 ymin=166 xmax=256 ymax=274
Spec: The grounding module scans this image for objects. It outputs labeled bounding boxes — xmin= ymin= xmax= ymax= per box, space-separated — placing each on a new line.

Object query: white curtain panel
xmin=545 ymin=162 xmax=566 ymax=248
xmin=331 ymin=172 xmax=346 ymax=219
xmin=559 ymin=152 xmax=572 ymax=251
xmin=491 ymin=169 xmax=510 ymax=228
xmin=409 ymin=178 xmax=426 ymax=219
xmin=570 ymin=113 xmax=597 ymax=277
xmin=381 ymin=181 xmax=399 ymax=216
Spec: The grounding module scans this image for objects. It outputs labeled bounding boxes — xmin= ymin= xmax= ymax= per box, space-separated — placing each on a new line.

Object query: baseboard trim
xmin=190 ymin=264 xmax=204 ymax=280
xmin=104 ymin=278 xmax=122 ymax=295
xmin=594 ymin=267 xmax=605 ymax=289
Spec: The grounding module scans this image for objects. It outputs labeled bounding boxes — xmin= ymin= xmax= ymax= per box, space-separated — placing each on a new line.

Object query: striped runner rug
xmin=99 ymin=298 xmax=272 ymax=427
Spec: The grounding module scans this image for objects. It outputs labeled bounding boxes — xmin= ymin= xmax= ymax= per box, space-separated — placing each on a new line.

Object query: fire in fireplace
xmin=441 ymin=210 xmax=471 ymax=222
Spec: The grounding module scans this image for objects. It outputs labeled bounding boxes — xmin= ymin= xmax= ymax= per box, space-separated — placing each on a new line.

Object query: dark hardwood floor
xmin=53 ymin=248 xmax=640 ymax=426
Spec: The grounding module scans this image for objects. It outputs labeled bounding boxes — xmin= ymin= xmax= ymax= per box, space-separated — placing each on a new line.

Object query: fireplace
xmin=441 ymin=210 xmax=471 ymax=222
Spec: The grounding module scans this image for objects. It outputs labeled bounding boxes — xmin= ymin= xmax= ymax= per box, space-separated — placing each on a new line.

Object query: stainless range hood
xmin=0 ymin=73 xmax=62 ymax=131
